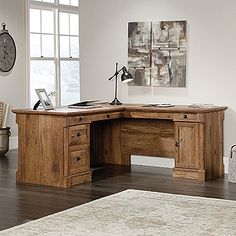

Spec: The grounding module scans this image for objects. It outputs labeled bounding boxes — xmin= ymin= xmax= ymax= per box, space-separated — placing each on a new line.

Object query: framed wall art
xmin=128 ymin=21 xmax=187 ymax=87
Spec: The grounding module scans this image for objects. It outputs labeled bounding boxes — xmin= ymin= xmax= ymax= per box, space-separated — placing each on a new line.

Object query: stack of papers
xmin=143 ymin=103 xmax=175 ymax=108
xmin=188 ymin=104 xmax=214 ymax=108
xmin=68 ymin=100 xmax=102 ymax=109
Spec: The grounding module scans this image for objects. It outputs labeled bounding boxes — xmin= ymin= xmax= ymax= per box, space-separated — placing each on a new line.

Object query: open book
xmin=68 ymin=100 xmax=102 ymax=109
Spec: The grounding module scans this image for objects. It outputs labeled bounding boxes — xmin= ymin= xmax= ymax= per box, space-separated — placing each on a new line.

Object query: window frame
xmin=26 ymin=0 xmax=80 ymax=107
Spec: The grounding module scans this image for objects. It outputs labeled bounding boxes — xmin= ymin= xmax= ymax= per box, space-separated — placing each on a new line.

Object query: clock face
xmin=0 ymin=32 xmax=16 ymax=72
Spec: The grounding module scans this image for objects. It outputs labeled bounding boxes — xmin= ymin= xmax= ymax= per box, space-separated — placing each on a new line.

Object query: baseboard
xmin=131 ymin=155 xmax=229 ymax=174
xmin=131 ymin=155 xmax=175 ymax=169
xmin=224 ymin=156 xmax=229 ymax=174
xmin=9 ymin=136 xmax=18 ymax=150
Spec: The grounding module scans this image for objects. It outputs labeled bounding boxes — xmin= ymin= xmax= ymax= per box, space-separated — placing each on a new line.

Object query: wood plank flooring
xmin=1 ymin=149 xmax=236 ymax=231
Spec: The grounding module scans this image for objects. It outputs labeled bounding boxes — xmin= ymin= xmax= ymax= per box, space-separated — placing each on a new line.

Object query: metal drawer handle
xmin=79 ymin=117 xmax=83 ymax=121
xmin=76 ymin=156 xmax=81 ymax=161
xmin=183 ymin=114 xmax=187 ymax=119
xmin=76 ymin=133 xmax=81 ymax=137
xmin=107 ymin=114 xmax=110 ymax=119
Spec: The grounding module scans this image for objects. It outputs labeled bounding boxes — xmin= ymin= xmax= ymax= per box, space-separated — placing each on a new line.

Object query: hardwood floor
xmin=1 ymin=149 xmax=236 ymax=231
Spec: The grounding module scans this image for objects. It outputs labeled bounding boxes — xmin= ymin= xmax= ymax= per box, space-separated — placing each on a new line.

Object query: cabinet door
xmin=175 ymin=122 xmax=200 ymax=169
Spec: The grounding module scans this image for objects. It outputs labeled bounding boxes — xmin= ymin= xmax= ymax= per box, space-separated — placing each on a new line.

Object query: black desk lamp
xmin=108 ymin=62 xmax=133 ymax=105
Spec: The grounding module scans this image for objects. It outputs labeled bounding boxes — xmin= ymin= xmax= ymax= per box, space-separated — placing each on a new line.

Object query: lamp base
xmin=110 ymin=98 xmax=122 ymax=105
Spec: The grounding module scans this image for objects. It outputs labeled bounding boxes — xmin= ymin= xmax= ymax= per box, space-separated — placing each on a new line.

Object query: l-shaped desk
xmin=12 ymin=104 xmax=227 ymax=188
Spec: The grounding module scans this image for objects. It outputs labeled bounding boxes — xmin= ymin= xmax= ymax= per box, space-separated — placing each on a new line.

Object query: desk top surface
xmin=12 ymin=104 xmax=228 ymax=116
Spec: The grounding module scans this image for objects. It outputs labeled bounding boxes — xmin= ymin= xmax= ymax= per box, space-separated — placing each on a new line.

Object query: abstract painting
xmin=128 ymin=21 xmax=187 ymax=87
xmin=128 ymin=22 xmax=151 ymax=68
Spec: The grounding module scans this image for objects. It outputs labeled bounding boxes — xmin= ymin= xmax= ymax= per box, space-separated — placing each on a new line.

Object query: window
xmin=28 ymin=0 xmax=80 ymax=107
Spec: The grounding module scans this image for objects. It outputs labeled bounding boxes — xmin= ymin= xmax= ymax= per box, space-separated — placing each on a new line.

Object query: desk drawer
xmin=92 ymin=112 xmax=121 ymax=122
xmin=69 ymin=115 xmax=91 ymax=125
xmin=69 ymin=125 xmax=89 ymax=146
xmin=173 ymin=113 xmax=204 ymax=122
xmin=68 ymin=148 xmax=89 ymax=175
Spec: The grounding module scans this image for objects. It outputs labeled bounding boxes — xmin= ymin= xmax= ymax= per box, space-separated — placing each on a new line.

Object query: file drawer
xmin=68 ymin=125 xmax=89 ymax=146
xmin=68 ymin=148 xmax=89 ymax=175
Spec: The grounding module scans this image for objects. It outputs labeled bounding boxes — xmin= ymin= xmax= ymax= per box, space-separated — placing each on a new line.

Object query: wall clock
xmin=0 ymin=23 xmax=16 ymax=72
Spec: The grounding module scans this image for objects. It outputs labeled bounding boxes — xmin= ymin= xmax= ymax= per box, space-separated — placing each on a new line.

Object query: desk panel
xmin=121 ymin=119 xmax=175 ymax=158
xmin=90 ymin=119 xmax=123 ymax=166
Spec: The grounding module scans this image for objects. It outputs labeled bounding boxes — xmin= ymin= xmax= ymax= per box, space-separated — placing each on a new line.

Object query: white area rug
xmin=1 ymin=189 xmax=236 ymax=236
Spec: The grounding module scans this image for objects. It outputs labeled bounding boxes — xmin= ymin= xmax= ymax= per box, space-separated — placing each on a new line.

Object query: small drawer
xmin=69 ymin=125 xmax=88 ymax=146
xmin=68 ymin=148 xmax=89 ymax=175
xmin=69 ymin=115 xmax=91 ymax=125
xmin=92 ymin=112 xmax=121 ymax=122
xmin=173 ymin=113 xmax=200 ymax=122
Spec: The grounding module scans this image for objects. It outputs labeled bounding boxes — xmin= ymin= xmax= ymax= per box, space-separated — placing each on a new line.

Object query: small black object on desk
xmin=33 ymin=100 xmax=41 ymax=110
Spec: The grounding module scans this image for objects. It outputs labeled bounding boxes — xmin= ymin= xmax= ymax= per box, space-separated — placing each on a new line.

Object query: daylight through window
xmin=28 ymin=0 xmax=80 ymax=107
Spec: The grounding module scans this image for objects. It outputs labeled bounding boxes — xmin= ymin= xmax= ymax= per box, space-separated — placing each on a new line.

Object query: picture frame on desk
xmin=35 ymin=88 xmax=54 ymax=110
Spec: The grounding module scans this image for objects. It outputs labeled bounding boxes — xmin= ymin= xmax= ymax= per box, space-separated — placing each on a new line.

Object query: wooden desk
xmin=12 ymin=104 xmax=227 ymax=188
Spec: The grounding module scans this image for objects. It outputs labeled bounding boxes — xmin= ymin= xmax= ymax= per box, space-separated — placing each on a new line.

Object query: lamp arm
xmin=108 ymin=67 xmax=125 ymax=81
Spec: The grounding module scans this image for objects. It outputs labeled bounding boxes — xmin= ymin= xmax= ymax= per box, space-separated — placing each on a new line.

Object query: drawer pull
xmin=175 ymin=139 xmax=183 ymax=147
xmin=79 ymin=117 xmax=83 ymax=121
xmin=76 ymin=133 xmax=81 ymax=137
xmin=107 ymin=114 xmax=110 ymax=119
xmin=183 ymin=115 xmax=187 ymax=119
xmin=76 ymin=157 xmax=81 ymax=161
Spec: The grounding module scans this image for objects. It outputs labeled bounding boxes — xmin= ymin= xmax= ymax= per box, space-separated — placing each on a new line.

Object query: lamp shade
xmin=121 ymin=67 xmax=133 ymax=83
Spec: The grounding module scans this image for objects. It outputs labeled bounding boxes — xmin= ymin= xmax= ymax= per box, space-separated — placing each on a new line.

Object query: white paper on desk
xmin=68 ymin=104 xmax=102 ymax=109
xmin=68 ymin=100 xmax=100 ymax=106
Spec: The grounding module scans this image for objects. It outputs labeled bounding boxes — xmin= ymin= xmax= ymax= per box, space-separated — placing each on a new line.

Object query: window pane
xmin=42 ymin=0 xmax=55 ymax=3
xmin=70 ymin=14 xmax=79 ymax=35
xmin=71 ymin=0 xmax=79 ymax=6
xmin=60 ymin=61 xmax=80 ymax=105
xmin=29 ymin=1 xmax=80 ymax=107
xmin=30 ymin=34 xmax=41 ymax=57
xmin=30 ymin=9 xmax=40 ymax=33
xmin=59 ymin=0 xmax=70 ymax=5
xmin=42 ymin=10 xmax=54 ymax=34
xmin=70 ymin=36 xmax=79 ymax=58
xmin=42 ymin=35 xmax=54 ymax=57
xmin=30 ymin=61 xmax=56 ymax=107
xmin=60 ymin=36 xmax=69 ymax=57
xmin=59 ymin=12 xmax=69 ymax=35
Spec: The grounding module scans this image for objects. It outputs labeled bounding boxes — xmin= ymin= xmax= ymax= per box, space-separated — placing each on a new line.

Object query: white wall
xmin=0 ymin=0 xmax=235 ymax=163
xmin=0 ymin=0 xmax=26 ymax=142
xmin=80 ymin=0 xmax=236 ymax=159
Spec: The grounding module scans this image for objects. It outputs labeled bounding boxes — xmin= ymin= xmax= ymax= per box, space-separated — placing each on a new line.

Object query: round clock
xmin=0 ymin=23 xmax=16 ymax=72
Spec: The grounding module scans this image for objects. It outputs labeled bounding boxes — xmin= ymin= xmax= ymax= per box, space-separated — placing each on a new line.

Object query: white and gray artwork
xmin=128 ymin=21 xmax=187 ymax=87
xmin=128 ymin=22 xmax=151 ymax=69
xmin=128 ymin=67 xmax=151 ymax=86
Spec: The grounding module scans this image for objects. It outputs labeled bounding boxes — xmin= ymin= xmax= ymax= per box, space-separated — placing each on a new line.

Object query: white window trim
xmin=26 ymin=0 xmax=80 ymax=107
